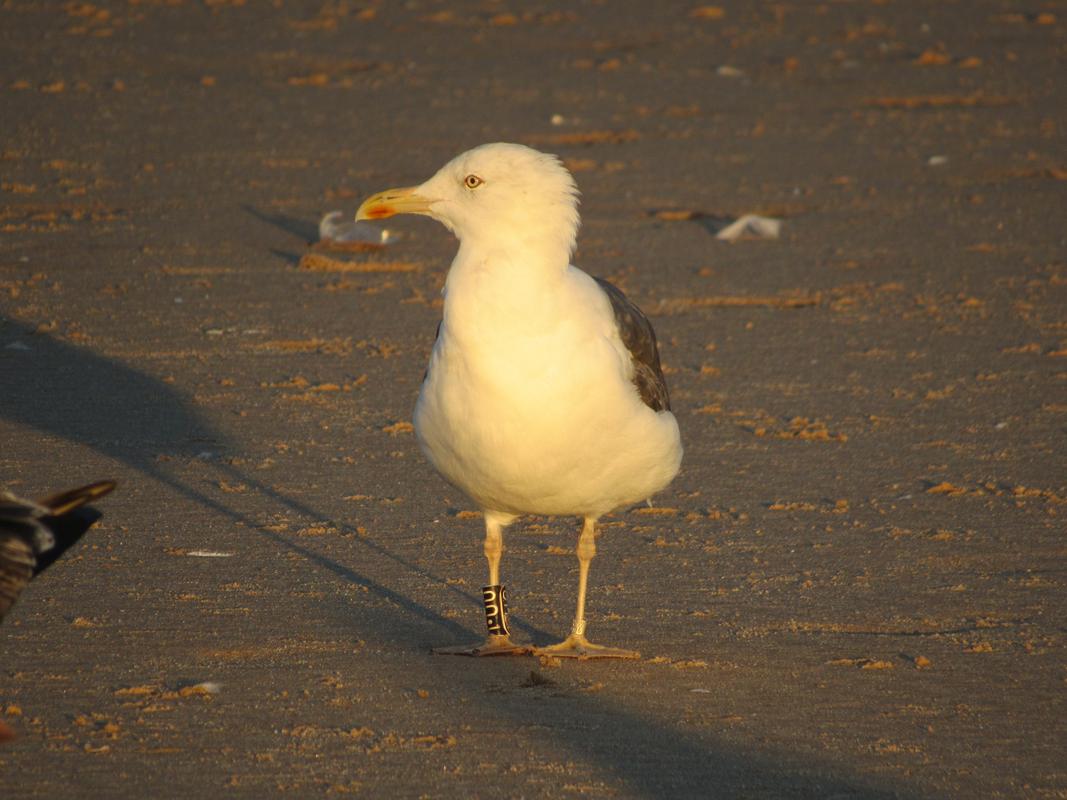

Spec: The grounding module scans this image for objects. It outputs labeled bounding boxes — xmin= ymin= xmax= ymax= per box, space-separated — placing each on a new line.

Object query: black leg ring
xmin=482 ymin=584 xmax=510 ymax=636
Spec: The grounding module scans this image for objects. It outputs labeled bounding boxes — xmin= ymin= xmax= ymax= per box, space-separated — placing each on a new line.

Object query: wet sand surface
xmin=1 ymin=2 xmax=1064 ymax=797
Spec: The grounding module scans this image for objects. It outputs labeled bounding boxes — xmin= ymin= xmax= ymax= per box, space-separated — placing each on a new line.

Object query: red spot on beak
xmin=366 ymin=206 xmax=393 ymax=219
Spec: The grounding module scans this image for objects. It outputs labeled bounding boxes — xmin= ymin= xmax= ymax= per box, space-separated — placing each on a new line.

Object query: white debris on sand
xmin=318 ymin=211 xmax=395 ymax=245
xmin=715 ymin=213 xmax=782 ymax=241
xmin=186 ymin=550 xmax=235 ymax=558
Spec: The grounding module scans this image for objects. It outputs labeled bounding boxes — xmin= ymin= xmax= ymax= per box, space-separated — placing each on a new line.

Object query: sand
xmin=1 ymin=2 xmax=1064 ymax=797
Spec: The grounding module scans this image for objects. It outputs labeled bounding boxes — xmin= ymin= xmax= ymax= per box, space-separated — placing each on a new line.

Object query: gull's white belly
xmin=413 ymin=323 xmax=682 ymax=517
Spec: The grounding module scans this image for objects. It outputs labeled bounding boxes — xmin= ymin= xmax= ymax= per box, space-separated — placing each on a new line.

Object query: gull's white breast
xmin=413 ymin=255 xmax=682 ymax=517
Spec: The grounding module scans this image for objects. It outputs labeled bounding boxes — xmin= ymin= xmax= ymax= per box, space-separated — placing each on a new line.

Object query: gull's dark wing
xmin=594 ymin=276 xmax=671 ymax=412
xmin=0 ymin=480 xmax=115 ymax=622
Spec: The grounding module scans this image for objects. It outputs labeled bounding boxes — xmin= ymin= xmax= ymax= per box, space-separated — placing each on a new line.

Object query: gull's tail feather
xmin=38 ymin=480 xmax=116 ymax=517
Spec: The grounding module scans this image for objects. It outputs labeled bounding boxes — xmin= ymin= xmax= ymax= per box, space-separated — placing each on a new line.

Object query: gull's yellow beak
xmin=355 ymin=186 xmax=435 ymax=221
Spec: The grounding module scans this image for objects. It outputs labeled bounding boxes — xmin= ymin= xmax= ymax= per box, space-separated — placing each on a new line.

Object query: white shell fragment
xmin=318 ymin=211 xmax=395 ymax=244
xmin=186 ymin=550 xmax=235 ymax=558
xmin=715 ymin=214 xmax=782 ymax=242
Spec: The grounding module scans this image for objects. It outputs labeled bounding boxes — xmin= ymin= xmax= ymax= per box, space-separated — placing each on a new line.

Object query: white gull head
xmin=357 ymin=142 xmax=581 ymax=263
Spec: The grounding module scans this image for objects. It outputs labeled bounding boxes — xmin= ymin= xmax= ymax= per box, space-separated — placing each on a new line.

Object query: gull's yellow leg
xmin=434 ymin=512 xmax=531 ymax=656
xmin=534 ymin=517 xmax=640 ymax=660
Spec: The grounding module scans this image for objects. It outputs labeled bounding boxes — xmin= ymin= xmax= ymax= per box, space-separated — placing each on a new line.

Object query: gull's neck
xmin=453 ymin=224 xmax=573 ymax=274
xmin=441 ymin=232 xmax=573 ymax=338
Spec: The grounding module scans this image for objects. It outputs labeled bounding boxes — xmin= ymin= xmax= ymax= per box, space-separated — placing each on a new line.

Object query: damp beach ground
xmin=1 ymin=2 xmax=1064 ymax=797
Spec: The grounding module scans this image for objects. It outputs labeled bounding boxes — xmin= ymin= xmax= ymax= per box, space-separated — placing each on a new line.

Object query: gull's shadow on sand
xmin=0 ymin=315 xmax=929 ymax=799
xmin=451 ymin=662 xmax=922 ymax=799
xmin=0 ymin=315 xmax=482 ymax=642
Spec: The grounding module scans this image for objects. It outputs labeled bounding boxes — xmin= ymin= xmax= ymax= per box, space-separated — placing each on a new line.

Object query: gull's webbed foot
xmin=534 ymin=633 xmax=640 ymax=661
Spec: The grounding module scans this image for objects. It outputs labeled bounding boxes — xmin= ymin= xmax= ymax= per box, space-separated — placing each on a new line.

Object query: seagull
xmin=0 ymin=480 xmax=116 ymax=623
xmin=357 ymin=143 xmax=682 ymax=659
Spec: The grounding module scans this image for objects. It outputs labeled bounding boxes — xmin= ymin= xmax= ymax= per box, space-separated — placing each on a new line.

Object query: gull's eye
xmin=463 ymin=174 xmax=484 ymax=189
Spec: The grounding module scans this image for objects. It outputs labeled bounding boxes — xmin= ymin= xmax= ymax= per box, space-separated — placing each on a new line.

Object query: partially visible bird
xmin=0 ymin=480 xmax=116 ymax=623
xmin=357 ymin=143 xmax=682 ymax=659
